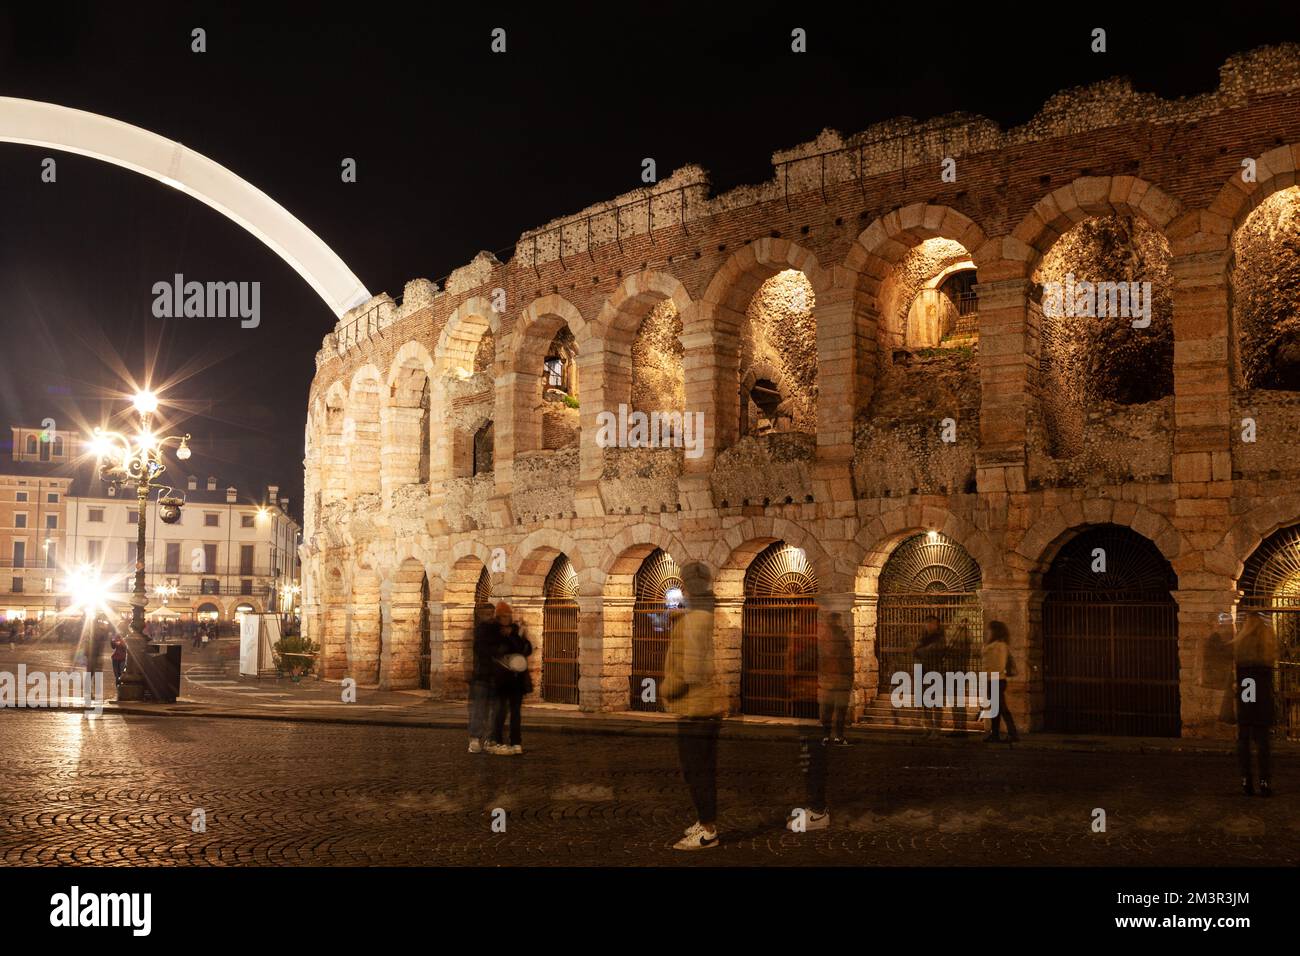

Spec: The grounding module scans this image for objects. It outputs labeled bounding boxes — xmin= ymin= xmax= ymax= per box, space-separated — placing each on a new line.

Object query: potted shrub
xmin=272 ymin=634 xmax=319 ymax=682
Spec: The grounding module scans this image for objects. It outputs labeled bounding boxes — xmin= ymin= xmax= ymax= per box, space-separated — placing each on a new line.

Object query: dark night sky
xmin=1 ymin=2 xmax=1297 ymax=517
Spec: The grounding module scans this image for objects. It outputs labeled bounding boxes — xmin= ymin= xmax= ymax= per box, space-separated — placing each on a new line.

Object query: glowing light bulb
xmin=133 ymin=390 xmax=159 ymax=415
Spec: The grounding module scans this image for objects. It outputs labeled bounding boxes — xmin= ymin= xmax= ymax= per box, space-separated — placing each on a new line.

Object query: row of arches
xmin=309 ymin=168 xmax=1300 ymax=521
xmin=318 ymin=512 xmax=1300 ymax=737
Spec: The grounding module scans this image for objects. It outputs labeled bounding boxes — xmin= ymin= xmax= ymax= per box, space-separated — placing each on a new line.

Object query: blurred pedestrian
xmin=662 ymin=562 xmax=724 ymax=850
xmin=980 ymin=620 xmax=1019 ymax=743
xmin=110 ymin=632 xmax=127 ymax=686
xmin=486 ymin=602 xmax=533 ymax=756
xmin=819 ymin=610 xmax=853 ymax=744
xmin=467 ymin=604 xmax=499 ymax=753
xmin=1231 ymin=611 xmax=1278 ymax=797
xmin=914 ymin=615 xmax=945 ymax=738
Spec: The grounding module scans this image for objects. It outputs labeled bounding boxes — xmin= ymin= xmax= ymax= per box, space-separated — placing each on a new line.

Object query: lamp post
xmin=91 ymin=389 xmax=192 ymax=701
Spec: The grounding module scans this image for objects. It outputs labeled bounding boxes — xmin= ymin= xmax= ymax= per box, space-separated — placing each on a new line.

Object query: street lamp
xmin=91 ymin=389 xmax=193 ymax=701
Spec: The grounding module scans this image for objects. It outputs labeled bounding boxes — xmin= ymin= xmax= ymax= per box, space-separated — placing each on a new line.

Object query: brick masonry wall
xmin=299 ymin=46 xmax=1300 ymax=737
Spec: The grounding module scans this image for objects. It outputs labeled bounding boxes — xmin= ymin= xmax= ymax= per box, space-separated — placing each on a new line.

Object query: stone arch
xmin=593 ymin=528 xmax=692 ymax=713
xmin=383 ymin=556 xmax=428 ymax=690
xmin=511 ymin=527 xmax=592 ymax=597
xmin=383 ymin=342 xmax=434 ymax=494
xmin=1010 ymin=175 xmax=1183 ymax=271
xmin=435 ymin=296 xmax=499 ymax=376
xmin=1221 ymin=164 xmax=1300 ymax=392
xmin=320 ymin=556 xmax=350 ymax=678
xmin=433 ymin=298 xmax=498 ymax=492
xmin=689 ymin=239 xmax=830 ymax=466
xmin=708 ymin=517 xmax=833 ymax=602
xmin=581 ymin=271 xmax=693 ymax=482
xmin=1206 ymin=143 xmax=1300 ymax=240
xmin=596 ymin=524 xmax=692 ymax=593
xmin=348 ymin=562 xmax=382 ymax=685
xmin=852 ymin=504 xmax=1003 ymax=595
xmin=345 ymin=365 xmax=384 ymax=498
xmin=845 ymin=204 xmax=989 ymax=390
xmin=438 ymin=547 xmax=494 ymax=699
xmin=1037 ymin=523 xmax=1181 ymax=737
xmin=500 ymin=294 xmax=588 ymax=472
xmin=1015 ymin=498 xmax=1184 ymax=583
xmin=320 ymin=381 xmax=348 ymax=505
xmin=1209 ymin=494 xmax=1300 ymax=586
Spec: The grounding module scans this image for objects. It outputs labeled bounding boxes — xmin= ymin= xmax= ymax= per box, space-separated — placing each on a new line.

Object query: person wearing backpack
xmin=981 ymin=620 xmax=1019 ymax=743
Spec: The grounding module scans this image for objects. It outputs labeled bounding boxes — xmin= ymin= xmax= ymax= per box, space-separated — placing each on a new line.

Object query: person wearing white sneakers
xmin=661 ymin=563 xmax=724 ymax=851
xmin=486 ymin=602 xmax=532 ymax=757
xmin=468 ymin=605 xmax=499 ymax=754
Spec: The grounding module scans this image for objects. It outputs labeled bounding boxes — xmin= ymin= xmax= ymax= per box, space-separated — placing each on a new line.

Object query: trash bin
xmin=144 ymin=642 xmax=182 ymax=703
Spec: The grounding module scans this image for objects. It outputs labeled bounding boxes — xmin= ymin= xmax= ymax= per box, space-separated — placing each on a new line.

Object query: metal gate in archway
xmin=630 ymin=549 xmax=683 ymax=712
xmin=542 ymin=555 xmax=580 ymax=704
xmin=1043 ymin=525 xmax=1180 ymax=737
xmin=876 ymin=532 xmax=983 ymax=691
xmin=1237 ymin=524 xmax=1300 ymax=739
xmin=742 ymin=542 xmax=818 ymax=718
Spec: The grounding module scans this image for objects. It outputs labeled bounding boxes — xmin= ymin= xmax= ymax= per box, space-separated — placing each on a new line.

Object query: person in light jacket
xmin=980 ymin=620 xmax=1019 ymax=743
xmin=661 ymin=562 xmax=724 ymax=850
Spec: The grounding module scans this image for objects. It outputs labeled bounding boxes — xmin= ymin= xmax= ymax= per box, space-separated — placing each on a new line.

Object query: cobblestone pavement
xmin=1 ymin=709 xmax=1296 ymax=866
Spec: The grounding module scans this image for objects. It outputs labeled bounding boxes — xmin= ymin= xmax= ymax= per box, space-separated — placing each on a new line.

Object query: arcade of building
xmin=301 ymin=45 xmax=1300 ymax=739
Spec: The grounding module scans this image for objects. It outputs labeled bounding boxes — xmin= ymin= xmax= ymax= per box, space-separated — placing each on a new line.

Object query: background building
xmin=1 ymin=425 xmax=75 ymax=621
xmin=1 ymin=424 xmax=300 ymax=629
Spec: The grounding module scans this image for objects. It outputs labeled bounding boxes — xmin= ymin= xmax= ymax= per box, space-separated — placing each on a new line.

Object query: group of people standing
xmin=464 ymin=568 xmax=1284 ymax=849
xmin=467 ymin=601 xmax=533 ymax=756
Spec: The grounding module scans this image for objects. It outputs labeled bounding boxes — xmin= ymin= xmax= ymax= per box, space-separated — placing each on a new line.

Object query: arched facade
xmin=302 ymin=53 xmax=1300 ymax=736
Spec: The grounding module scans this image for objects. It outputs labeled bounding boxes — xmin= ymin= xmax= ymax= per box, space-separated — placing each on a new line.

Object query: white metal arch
xmin=0 ymin=97 xmax=370 ymax=318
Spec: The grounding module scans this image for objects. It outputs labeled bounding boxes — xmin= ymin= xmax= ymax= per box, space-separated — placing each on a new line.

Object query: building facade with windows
xmin=1 ymin=425 xmax=301 ymax=627
xmin=1 ymin=426 xmax=75 ymax=620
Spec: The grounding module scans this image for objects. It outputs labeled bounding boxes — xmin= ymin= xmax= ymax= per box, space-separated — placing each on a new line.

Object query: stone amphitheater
xmin=301 ymin=43 xmax=1300 ymax=739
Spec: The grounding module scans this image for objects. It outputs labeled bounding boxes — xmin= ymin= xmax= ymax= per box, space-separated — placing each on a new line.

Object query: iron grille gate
xmin=742 ymin=542 xmax=818 ymax=719
xmin=1237 ymin=524 xmax=1300 ymax=739
xmin=875 ymin=532 xmax=984 ymax=693
xmin=1042 ymin=525 xmax=1181 ymax=737
xmin=742 ymin=597 xmax=818 ymax=717
xmin=1238 ymin=597 xmax=1300 ymax=740
xmin=1042 ymin=594 xmax=1180 ymax=736
xmin=630 ymin=549 xmax=683 ymax=712
xmin=876 ymin=594 xmax=983 ymax=690
xmin=542 ymin=555 xmax=580 ymax=704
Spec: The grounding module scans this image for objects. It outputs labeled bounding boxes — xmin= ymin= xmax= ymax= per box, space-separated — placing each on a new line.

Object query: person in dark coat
xmin=1231 ymin=612 xmax=1278 ymax=797
xmin=914 ymin=615 xmax=946 ymax=737
xmin=487 ymin=602 xmax=533 ymax=755
xmin=467 ymin=604 xmax=499 ymax=753
xmin=110 ymin=633 xmax=128 ymax=686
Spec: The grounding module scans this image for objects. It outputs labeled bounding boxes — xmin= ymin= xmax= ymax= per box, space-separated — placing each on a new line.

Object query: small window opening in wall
xmin=750 ymin=379 xmax=783 ymax=417
xmin=545 ymin=356 xmax=566 ymax=391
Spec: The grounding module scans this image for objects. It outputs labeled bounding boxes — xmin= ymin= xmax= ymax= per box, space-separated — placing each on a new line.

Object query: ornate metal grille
xmin=630 ymin=549 xmax=683 ymax=712
xmin=1043 ymin=524 xmax=1180 ymax=737
xmin=1238 ymin=524 xmax=1300 ymax=739
xmin=542 ymin=555 xmax=580 ymax=704
xmin=876 ymin=532 xmax=983 ymax=691
xmin=742 ymin=542 xmax=818 ymax=718
xmin=475 ymin=566 xmax=493 ymax=611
